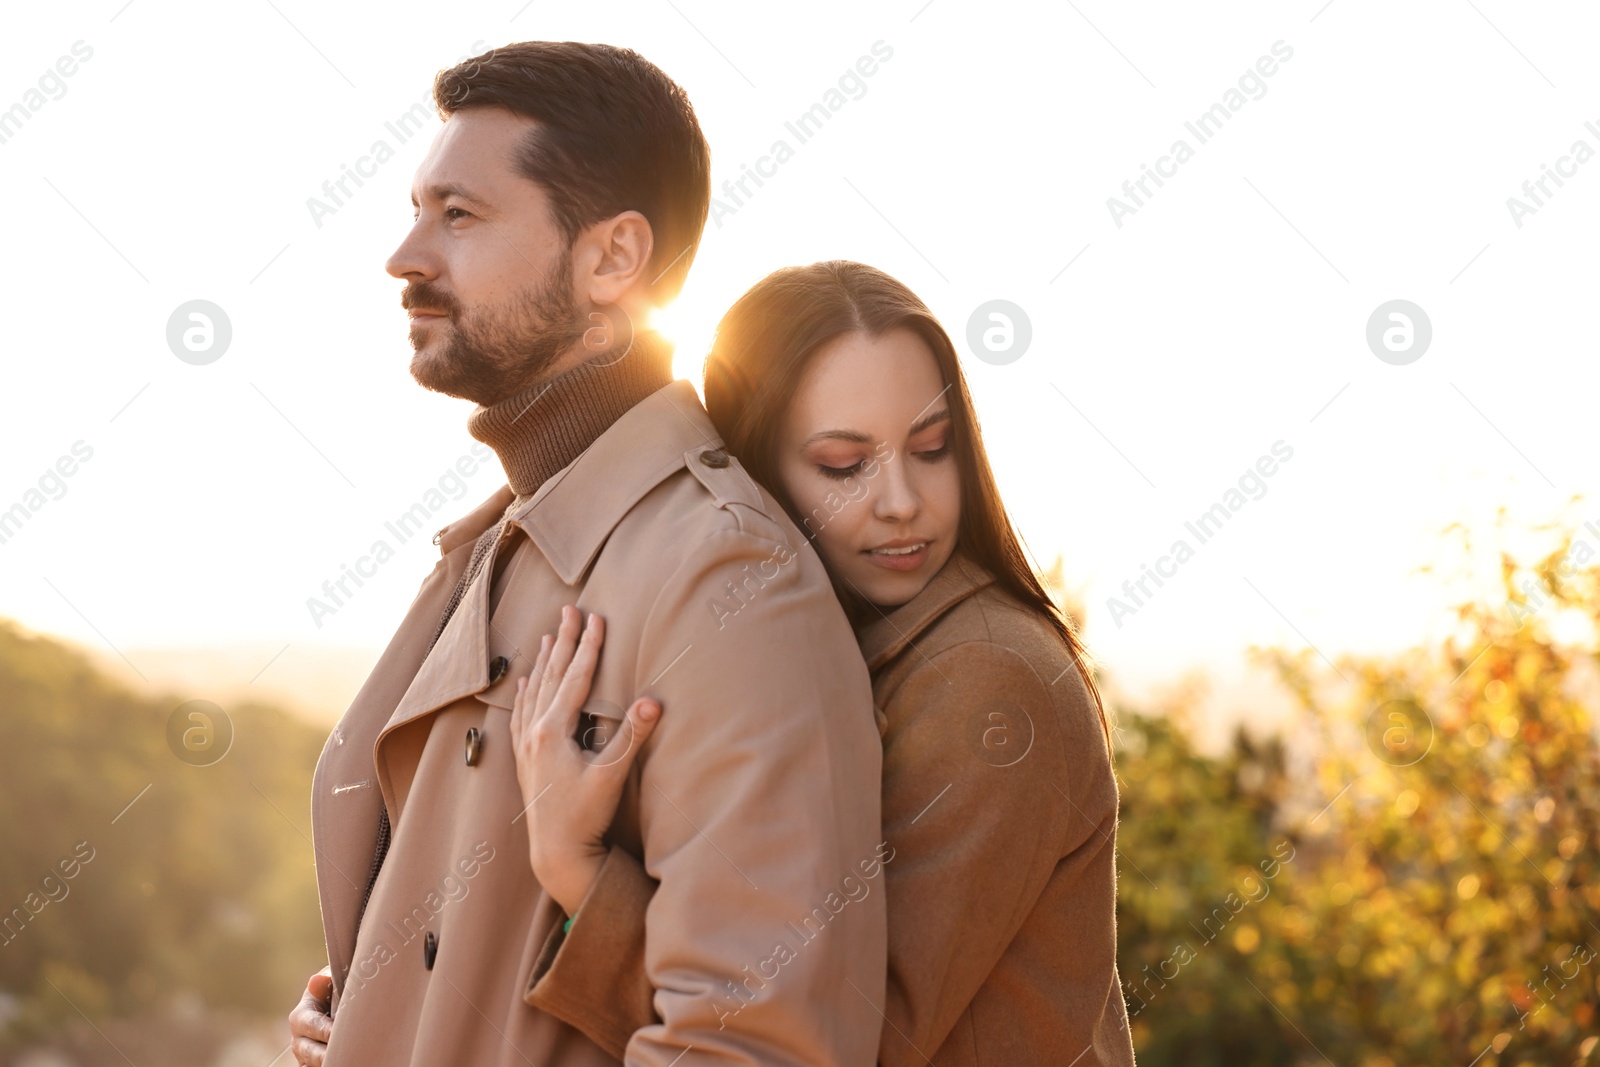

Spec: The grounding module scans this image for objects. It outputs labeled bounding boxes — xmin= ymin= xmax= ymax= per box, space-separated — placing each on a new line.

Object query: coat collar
xmin=854 ymin=549 xmax=997 ymax=672
xmin=383 ymin=380 xmax=722 ymax=735
xmin=429 ymin=379 xmax=722 ymax=575
xmin=510 ymin=379 xmax=722 ymax=583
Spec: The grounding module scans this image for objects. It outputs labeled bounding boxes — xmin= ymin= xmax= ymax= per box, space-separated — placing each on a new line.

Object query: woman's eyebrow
xmin=801 ymin=409 xmax=949 ymax=448
xmin=801 ymin=428 xmax=873 ymax=446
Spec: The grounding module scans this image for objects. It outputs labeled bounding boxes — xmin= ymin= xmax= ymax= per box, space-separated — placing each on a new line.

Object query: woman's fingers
xmin=537 ymin=605 xmax=584 ymax=714
xmin=511 ymin=634 xmax=553 ymax=743
xmin=546 ymin=614 xmax=604 ymax=735
xmin=600 ymin=697 xmax=661 ymax=774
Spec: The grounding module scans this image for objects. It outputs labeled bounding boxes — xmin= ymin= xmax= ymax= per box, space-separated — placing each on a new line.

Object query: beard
xmin=405 ymin=244 xmax=588 ymax=406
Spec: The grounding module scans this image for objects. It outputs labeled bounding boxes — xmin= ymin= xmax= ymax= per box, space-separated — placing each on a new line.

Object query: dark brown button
xmin=488 ymin=655 xmax=509 ymax=684
xmin=464 ymin=727 xmax=482 ymax=766
xmin=699 ymin=448 xmax=730 ymax=468
xmin=423 ymin=931 xmax=437 ymax=969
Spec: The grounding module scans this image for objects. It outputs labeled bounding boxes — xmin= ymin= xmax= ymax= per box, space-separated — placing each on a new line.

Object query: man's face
xmin=387 ymin=106 xmax=584 ymax=406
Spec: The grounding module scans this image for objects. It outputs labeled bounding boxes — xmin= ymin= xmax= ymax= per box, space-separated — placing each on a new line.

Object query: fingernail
xmin=640 ymin=701 xmax=659 ymax=720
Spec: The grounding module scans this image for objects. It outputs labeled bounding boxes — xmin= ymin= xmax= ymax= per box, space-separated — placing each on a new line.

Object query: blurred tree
xmin=1113 ymin=517 xmax=1600 ymax=1064
xmin=0 ymin=621 xmax=328 ymax=1048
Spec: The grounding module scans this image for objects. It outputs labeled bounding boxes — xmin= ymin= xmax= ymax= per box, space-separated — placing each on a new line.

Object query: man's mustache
xmin=401 ymin=285 xmax=461 ymax=316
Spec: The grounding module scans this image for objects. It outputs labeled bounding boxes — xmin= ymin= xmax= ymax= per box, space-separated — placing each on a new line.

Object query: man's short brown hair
xmin=433 ymin=42 xmax=711 ymax=302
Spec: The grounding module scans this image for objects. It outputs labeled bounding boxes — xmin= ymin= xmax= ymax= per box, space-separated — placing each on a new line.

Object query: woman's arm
xmin=516 ymin=627 xmax=1122 ymax=1065
xmin=507 ymin=607 xmax=664 ymax=1058
xmin=871 ymin=638 xmax=1114 ymax=1064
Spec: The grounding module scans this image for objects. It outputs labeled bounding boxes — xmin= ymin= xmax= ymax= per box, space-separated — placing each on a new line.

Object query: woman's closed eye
xmin=818 ymin=459 xmax=867 ymax=480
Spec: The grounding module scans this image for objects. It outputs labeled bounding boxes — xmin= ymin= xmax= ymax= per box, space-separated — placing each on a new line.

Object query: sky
xmin=2 ymin=0 xmax=1597 ymax=732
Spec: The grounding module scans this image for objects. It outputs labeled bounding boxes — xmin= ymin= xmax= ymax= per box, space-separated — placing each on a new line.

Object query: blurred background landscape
xmin=3 ymin=511 xmax=1596 ymax=1066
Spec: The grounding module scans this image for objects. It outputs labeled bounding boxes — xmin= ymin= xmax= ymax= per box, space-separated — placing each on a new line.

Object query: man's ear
xmin=574 ymin=210 xmax=654 ymax=307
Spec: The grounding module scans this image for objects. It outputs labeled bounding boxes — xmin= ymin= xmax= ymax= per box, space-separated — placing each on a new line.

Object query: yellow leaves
xmin=1467 ymin=722 xmax=1491 ymax=747
xmin=1507 ymin=884 xmax=1538 ymax=920
xmin=1496 ymin=715 xmax=1520 ymax=739
xmin=1458 ymin=874 xmax=1481 ymax=900
xmin=1484 ymin=679 xmax=1508 ymax=703
xmin=1233 ymin=923 xmax=1260 ymax=954
xmin=1395 ymin=789 xmax=1420 ymax=817
xmin=1558 ymin=833 xmax=1582 ymax=859
xmin=1533 ymin=796 xmax=1555 ymax=822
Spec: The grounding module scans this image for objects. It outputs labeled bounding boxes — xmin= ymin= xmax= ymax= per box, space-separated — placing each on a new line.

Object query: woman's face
xmin=774 ymin=327 xmax=961 ymax=610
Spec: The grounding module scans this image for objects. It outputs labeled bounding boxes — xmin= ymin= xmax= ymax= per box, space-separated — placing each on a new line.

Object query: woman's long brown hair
xmin=702 ymin=260 xmax=1110 ymax=746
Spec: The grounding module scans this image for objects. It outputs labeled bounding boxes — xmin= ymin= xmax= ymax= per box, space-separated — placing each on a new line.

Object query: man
xmin=288 ymin=42 xmax=885 ymax=1066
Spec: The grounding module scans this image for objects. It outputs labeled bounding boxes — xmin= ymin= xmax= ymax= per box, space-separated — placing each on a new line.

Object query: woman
xmin=509 ymin=261 xmax=1135 ymax=1065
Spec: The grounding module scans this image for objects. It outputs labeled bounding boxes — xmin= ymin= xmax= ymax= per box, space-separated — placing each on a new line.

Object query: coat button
xmin=699 ymin=448 xmax=730 ymax=468
xmin=464 ymin=727 xmax=482 ymax=766
xmin=423 ymin=931 xmax=438 ymax=969
xmin=488 ymin=655 xmax=509 ymax=684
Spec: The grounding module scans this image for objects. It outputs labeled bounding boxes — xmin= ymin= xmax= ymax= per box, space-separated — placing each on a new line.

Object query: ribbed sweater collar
xmin=467 ymin=331 xmax=674 ymax=497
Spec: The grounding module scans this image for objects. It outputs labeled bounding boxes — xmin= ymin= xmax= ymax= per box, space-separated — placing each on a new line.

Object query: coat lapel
xmin=855 ymin=551 xmax=997 ymax=672
xmin=312 ymin=483 xmax=513 ymax=1006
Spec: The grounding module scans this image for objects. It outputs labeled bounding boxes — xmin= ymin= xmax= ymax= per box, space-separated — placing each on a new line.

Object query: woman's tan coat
xmin=527 ymin=552 xmax=1137 ymax=1065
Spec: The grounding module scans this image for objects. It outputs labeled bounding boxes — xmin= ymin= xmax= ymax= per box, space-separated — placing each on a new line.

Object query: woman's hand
xmin=288 ymin=967 xmax=333 ymax=1066
xmin=508 ymin=604 xmax=662 ymax=917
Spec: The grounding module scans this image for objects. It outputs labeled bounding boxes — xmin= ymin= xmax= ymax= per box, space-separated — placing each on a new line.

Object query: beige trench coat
xmin=522 ymin=553 xmax=1136 ymax=1066
xmin=309 ymin=381 xmax=887 ymax=1066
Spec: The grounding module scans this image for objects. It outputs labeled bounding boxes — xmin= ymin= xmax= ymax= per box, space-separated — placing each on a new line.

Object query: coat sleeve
xmin=522 ymin=629 xmax=1124 ymax=1066
xmin=524 ymin=844 xmax=660 ymax=1060
xmin=873 ymin=638 xmax=1106 ymax=1067
xmin=620 ymin=527 xmax=888 ymax=1066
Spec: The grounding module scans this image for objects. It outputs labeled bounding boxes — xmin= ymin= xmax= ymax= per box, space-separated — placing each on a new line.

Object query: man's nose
xmin=386 ymin=223 xmax=437 ymax=282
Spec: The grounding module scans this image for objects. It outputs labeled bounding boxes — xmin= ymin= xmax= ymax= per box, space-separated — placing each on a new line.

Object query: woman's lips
xmin=863 ymin=541 xmax=929 ymax=572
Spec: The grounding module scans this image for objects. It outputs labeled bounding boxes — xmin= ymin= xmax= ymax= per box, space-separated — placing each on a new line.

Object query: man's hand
xmin=288 ymin=968 xmax=334 ymax=1066
xmin=509 ymin=604 xmax=661 ymax=916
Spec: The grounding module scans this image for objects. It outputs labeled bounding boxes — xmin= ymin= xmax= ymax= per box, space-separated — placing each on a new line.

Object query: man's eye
xmin=818 ymin=462 xmax=866 ymax=480
xmin=445 ymin=207 xmax=471 ymax=221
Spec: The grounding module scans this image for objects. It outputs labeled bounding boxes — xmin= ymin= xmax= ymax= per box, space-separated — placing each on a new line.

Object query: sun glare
xmin=647 ymin=293 xmax=721 ymax=397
